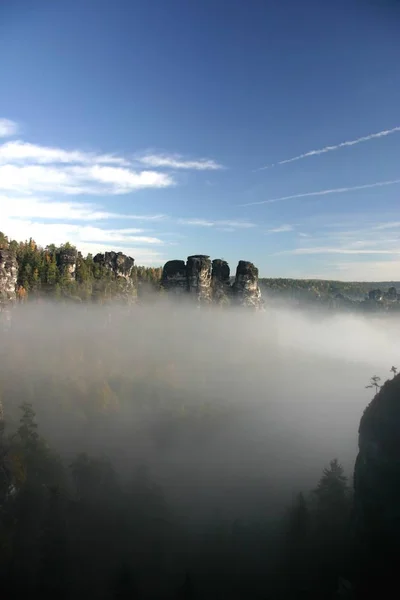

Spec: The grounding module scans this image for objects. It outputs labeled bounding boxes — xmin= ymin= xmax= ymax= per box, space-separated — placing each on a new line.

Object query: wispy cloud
xmin=241 ymin=178 xmax=400 ymax=207
xmin=178 ymin=218 xmax=255 ymax=229
xmin=267 ymin=224 xmax=294 ymax=233
xmin=276 ymin=247 xmax=400 ymax=256
xmin=374 ymin=221 xmax=400 ymax=230
xmin=0 ymin=140 xmax=129 ymax=166
xmin=0 ymin=194 xmax=171 ymax=264
xmin=0 ymin=117 xmax=222 ymax=261
xmin=137 ymin=152 xmax=224 ymax=171
xmin=326 ymin=259 xmax=400 ymax=282
xmin=259 ymin=125 xmax=400 ymax=169
xmin=0 ymin=118 xmax=18 ymax=138
xmin=0 ymin=163 xmax=174 ymax=195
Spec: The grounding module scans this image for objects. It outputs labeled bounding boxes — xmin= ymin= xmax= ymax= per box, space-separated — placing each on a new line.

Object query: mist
xmin=1 ymin=300 xmax=397 ymax=526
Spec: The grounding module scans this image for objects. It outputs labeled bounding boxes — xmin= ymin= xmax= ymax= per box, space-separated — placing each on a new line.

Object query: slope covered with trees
xmin=0 ymin=232 xmax=162 ymax=304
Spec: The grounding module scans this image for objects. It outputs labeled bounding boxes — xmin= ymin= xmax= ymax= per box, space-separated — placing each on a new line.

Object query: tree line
xmin=0 ymin=232 xmax=162 ymax=303
xmin=0 ymin=403 xmax=355 ymax=599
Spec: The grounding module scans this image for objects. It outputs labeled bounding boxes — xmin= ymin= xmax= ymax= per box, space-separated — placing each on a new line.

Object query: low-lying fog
xmin=1 ymin=301 xmax=398 ymax=523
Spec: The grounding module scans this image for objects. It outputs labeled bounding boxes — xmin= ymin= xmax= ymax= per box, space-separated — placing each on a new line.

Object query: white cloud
xmin=303 ymin=259 xmax=400 ymax=282
xmin=218 ymin=220 xmax=255 ymax=229
xmin=259 ymin=125 xmax=400 ymax=169
xmin=178 ymin=218 xmax=215 ymax=227
xmin=0 ymin=118 xmax=18 ymax=138
xmin=242 ymin=178 xmax=400 ymax=207
xmin=0 ymin=164 xmax=174 ymax=195
xmin=178 ymin=218 xmax=255 ymax=229
xmin=1 ymin=216 xmax=166 ymax=263
xmin=0 ymin=196 xmax=166 ymax=222
xmin=137 ymin=153 xmax=223 ymax=170
xmin=374 ymin=221 xmax=400 ymax=230
xmin=0 ymin=121 xmax=224 ymax=196
xmin=267 ymin=224 xmax=294 ymax=233
xmin=0 ymin=194 xmax=171 ymax=264
xmin=0 ymin=140 xmax=129 ymax=165
xmin=276 ymin=247 xmax=400 ymax=256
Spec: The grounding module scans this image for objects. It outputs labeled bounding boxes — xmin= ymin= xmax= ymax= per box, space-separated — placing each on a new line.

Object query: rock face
xmin=93 ymin=251 xmax=136 ymax=302
xmin=186 ymin=255 xmax=212 ymax=304
xmin=231 ymin=260 xmax=262 ymax=309
xmin=386 ymin=286 xmax=398 ymax=301
xmin=0 ymin=249 xmax=18 ymax=307
xmin=211 ymin=259 xmax=231 ymax=305
xmin=57 ymin=247 xmax=78 ymax=280
xmin=353 ymin=374 xmax=400 ymax=591
xmin=368 ymin=288 xmax=383 ymax=302
xmin=161 ymin=260 xmax=187 ymax=295
xmin=161 ymin=256 xmax=263 ymax=308
xmin=94 ymin=251 xmax=135 ymax=280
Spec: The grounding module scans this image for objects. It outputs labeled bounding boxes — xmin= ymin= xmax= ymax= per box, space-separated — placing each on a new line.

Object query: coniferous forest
xmin=0 ymin=232 xmax=399 ymax=599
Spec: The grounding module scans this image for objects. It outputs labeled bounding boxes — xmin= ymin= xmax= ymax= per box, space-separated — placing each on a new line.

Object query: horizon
xmin=1 ymin=1 xmax=400 ymax=281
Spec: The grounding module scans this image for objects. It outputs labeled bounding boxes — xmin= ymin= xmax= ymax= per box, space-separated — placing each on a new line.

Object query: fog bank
xmin=1 ymin=301 xmax=398 ymax=521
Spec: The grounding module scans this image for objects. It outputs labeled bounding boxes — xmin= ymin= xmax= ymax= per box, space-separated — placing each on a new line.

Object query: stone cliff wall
xmin=93 ymin=251 xmax=136 ymax=301
xmin=93 ymin=251 xmax=135 ymax=280
xmin=57 ymin=247 xmax=78 ymax=280
xmin=186 ymin=255 xmax=212 ymax=304
xmin=353 ymin=373 xmax=400 ymax=592
xmin=161 ymin=260 xmax=187 ymax=295
xmin=161 ymin=256 xmax=263 ymax=308
xmin=231 ymin=260 xmax=262 ymax=309
xmin=0 ymin=249 xmax=18 ymax=307
xmin=211 ymin=259 xmax=231 ymax=305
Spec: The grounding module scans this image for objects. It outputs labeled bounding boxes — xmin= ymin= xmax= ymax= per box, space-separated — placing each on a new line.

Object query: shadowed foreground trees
xmin=0 ymin=403 xmax=360 ymax=599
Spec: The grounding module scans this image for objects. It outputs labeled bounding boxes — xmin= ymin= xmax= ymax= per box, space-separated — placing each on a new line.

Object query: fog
xmin=1 ymin=300 xmax=398 ymax=523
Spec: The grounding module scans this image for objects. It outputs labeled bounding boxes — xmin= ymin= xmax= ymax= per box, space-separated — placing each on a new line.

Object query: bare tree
xmin=365 ymin=375 xmax=381 ymax=394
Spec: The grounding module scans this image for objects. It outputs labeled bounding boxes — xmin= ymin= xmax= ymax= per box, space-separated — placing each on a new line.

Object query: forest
xmin=0 ymin=232 xmax=398 ymax=598
xmin=1 ymin=232 xmax=399 ymax=311
xmin=1 ymin=297 xmax=397 ymax=599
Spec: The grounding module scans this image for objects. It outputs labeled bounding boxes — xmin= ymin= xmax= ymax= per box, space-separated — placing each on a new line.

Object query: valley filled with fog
xmin=2 ymin=302 xmax=397 ymax=520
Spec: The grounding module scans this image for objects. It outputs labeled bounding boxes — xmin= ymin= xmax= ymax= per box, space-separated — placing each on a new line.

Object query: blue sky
xmin=1 ymin=0 xmax=400 ymax=280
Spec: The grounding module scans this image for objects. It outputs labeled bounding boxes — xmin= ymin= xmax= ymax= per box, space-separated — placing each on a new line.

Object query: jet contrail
xmin=258 ymin=126 xmax=400 ymax=170
xmin=241 ymin=178 xmax=400 ymax=207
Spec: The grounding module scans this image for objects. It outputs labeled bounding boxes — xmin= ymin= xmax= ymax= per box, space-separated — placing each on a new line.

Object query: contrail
xmin=241 ymin=178 xmax=400 ymax=207
xmin=258 ymin=126 xmax=400 ymax=170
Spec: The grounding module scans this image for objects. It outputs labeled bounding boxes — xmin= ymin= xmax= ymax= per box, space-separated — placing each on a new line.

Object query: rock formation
xmin=0 ymin=249 xmax=18 ymax=307
xmin=57 ymin=246 xmax=78 ymax=280
xmin=161 ymin=260 xmax=187 ymax=295
xmin=186 ymin=255 xmax=212 ymax=304
xmin=386 ymin=286 xmax=398 ymax=302
xmin=161 ymin=256 xmax=263 ymax=308
xmin=353 ymin=373 xmax=400 ymax=594
xmin=93 ymin=251 xmax=135 ymax=280
xmin=211 ymin=259 xmax=231 ymax=305
xmin=93 ymin=251 xmax=136 ymax=301
xmin=231 ymin=260 xmax=262 ymax=309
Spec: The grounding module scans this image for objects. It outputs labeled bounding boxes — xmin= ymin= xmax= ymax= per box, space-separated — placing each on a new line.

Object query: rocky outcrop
xmin=93 ymin=251 xmax=136 ymax=302
xmin=57 ymin=246 xmax=78 ymax=280
xmin=161 ymin=260 xmax=187 ymax=295
xmin=0 ymin=249 xmax=18 ymax=307
xmin=211 ymin=259 xmax=231 ymax=305
xmin=386 ymin=286 xmax=398 ymax=302
xmin=231 ymin=261 xmax=262 ymax=309
xmin=186 ymin=255 xmax=212 ymax=304
xmin=93 ymin=251 xmax=135 ymax=280
xmin=353 ymin=373 xmax=400 ymax=593
xmin=161 ymin=256 xmax=263 ymax=308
